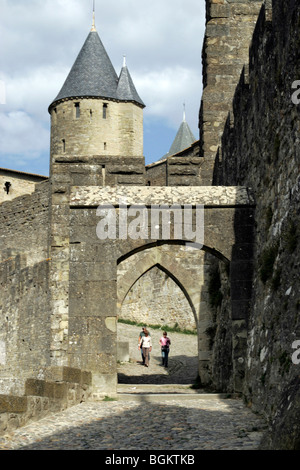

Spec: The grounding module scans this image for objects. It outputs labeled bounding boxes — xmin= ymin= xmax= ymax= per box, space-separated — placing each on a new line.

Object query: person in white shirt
xmin=139 ymin=329 xmax=152 ymax=367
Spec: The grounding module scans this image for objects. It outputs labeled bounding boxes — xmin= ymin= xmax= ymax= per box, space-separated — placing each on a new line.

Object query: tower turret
xmin=49 ymin=18 xmax=145 ymax=160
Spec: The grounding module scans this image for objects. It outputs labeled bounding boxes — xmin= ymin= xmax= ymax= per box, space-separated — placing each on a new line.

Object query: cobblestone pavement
xmin=0 ymin=397 xmax=266 ymax=451
xmin=0 ymin=325 xmax=267 ymax=451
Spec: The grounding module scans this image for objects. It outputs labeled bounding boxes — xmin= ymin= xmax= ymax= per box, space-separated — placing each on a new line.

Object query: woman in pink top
xmin=159 ymin=331 xmax=171 ymax=368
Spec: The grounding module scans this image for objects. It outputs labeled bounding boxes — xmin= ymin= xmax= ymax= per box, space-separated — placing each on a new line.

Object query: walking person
xmin=138 ymin=326 xmax=151 ymax=365
xmin=159 ymin=331 xmax=171 ymax=368
xmin=139 ymin=329 xmax=152 ymax=367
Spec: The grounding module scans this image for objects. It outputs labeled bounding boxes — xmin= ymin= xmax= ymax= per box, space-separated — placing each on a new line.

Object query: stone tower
xmin=47 ymin=17 xmax=146 ymax=383
xmin=48 ymin=20 xmax=145 ymax=164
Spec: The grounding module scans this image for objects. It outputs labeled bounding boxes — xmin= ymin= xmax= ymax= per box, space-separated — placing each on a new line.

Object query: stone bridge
xmin=65 ymin=185 xmax=255 ymax=393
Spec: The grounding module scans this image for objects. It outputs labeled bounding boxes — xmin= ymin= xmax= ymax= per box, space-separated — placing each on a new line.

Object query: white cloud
xmin=137 ymin=66 xmax=201 ymax=131
xmin=0 ymin=111 xmax=49 ymax=157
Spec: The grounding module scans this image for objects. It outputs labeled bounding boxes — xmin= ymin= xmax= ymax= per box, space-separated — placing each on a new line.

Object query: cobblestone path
xmin=117 ymin=323 xmax=199 ymax=384
xmin=0 ymin=325 xmax=266 ymax=451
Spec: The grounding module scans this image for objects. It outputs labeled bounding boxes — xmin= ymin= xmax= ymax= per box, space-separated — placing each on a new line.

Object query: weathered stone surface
xmin=70 ymin=185 xmax=255 ymax=207
xmin=0 ymin=396 xmax=27 ymax=413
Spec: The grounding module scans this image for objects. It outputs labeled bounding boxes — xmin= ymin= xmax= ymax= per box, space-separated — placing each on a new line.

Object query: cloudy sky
xmin=0 ymin=0 xmax=205 ymax=176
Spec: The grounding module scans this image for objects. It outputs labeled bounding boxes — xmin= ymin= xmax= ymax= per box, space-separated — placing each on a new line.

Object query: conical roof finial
xmin=123 ymin=55 xmax=127 ymax=67
xmin=91 ymin=0 xmax=96 ymax=31
xmin=183 ymin=102 xmax=186 ymax=122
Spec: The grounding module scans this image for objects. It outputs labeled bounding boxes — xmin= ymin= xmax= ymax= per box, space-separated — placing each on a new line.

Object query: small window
xmin=103 ymin=103 xmax=108 ymax=119
xmin=75 ymin=102 xmax=80 ymax=119
xmin=90 ymin=110 xmax=93 ymax=121
xmin=104 ymin=142 xmax=107 ymax=150
xmin=4 ymin=181 xmax=11 ymax=194
xmin=62 ymin=139 xmax=66 ymax=153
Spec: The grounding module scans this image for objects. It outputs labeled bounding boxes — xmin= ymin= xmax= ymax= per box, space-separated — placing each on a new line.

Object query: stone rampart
xmin=199 ymin=0 xmax=264 ymax=183
xmin=210 ymin=0 xmax=300 ymax=449
xmin=0 ymin=181 xmax=50 ymax=265
xmin=0 ymin=256 xmax=51 ymax=396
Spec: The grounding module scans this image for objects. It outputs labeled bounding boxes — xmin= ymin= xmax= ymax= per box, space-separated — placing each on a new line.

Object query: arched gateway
xmin=61 ymin=185 xmax=255 ymax=394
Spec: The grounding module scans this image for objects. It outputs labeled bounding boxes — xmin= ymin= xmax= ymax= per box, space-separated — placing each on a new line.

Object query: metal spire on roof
xmin=123 ymin=55 xmax=127 ymax=67
xmin=183 ymin=102 xmax=186 ymax=122
xmin=91 ymin=0 xmax=96 ymax=31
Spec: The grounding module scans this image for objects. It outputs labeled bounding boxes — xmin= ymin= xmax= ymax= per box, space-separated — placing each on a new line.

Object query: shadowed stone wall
xmin=210 ymin=0 xmax=300 ymax=449
xmin=199 ymin=0 xmax=264 ymax=183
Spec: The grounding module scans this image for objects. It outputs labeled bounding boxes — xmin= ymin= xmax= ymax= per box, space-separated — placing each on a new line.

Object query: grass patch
xmin=117 ymin=318 xmax=197 ymax=335
xmin=103 ymin=396 xmax=117 ymax=402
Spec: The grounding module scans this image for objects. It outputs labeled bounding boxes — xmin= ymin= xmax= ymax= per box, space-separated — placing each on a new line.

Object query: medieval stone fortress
xmin=0 ymin=0 xmax=299 ymax=450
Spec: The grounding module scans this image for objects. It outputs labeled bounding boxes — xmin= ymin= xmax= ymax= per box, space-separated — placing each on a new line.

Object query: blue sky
xmin=0 ymin=0 xmax=205 ymax=176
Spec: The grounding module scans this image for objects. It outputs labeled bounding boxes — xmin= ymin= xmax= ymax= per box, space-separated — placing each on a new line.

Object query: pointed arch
xmin=118 ymin=261 xmax=198 ymax=326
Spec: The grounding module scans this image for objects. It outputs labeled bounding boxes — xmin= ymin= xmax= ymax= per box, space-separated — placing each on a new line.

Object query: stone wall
xmin=199 ymin=0 xmax=264 ymax=183
xmin=211 ymin=0 xmax=300 ymax=449
xmin=145 ymin=141 xmax=200 ymax=186
xmin=0 ymin=257 xmax=51 ymax=396
xmin=0 ymin=181 xmax=50 ymax=265
xmin=0 ymin=368 xmax=92 ymax=435
xmin=0 ymin=170 xmax=48 ymax=204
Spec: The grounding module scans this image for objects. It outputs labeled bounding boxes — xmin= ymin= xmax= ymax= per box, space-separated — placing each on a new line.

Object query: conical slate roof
xmin=117 ymin=62 xmax=145 ymax=107
xmin=160 ymin=117 xmax=196 ymax=160
xmin=49 ymin=30 xmax=145 ymax=110
xmin=168 ymin=120 xmax=196 ymax=156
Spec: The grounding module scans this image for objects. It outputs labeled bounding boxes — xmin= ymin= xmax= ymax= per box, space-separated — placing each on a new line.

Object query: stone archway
xmin=67 ymin=186 xmax=255 ymax=394
xmin=116 ymin=242 xmax=226 ymax=386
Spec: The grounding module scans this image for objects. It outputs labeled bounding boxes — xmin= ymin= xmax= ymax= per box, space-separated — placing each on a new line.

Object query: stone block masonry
xmin=199 ymin=0 xmax=264 ymax=183
xmin=210 ymin=0 xmax=300 ymax=449
xmin=0 ymin=368 xmax=92 ymax=434
xmin=0 ymin=181 xmax=50 ymax=265
xmin=50 ymin=98 xmax=144 ymax=160
xmin=0 ymin=256 xmax=51 ymax=396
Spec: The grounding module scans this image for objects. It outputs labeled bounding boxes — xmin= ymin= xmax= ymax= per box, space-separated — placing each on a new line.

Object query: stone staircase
xmin=116 ymin=384 xmax=228 ymax=402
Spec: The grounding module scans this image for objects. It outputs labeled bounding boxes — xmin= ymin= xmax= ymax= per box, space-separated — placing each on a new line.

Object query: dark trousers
xmin=162 ymin=348 xmax=169 ymax=366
